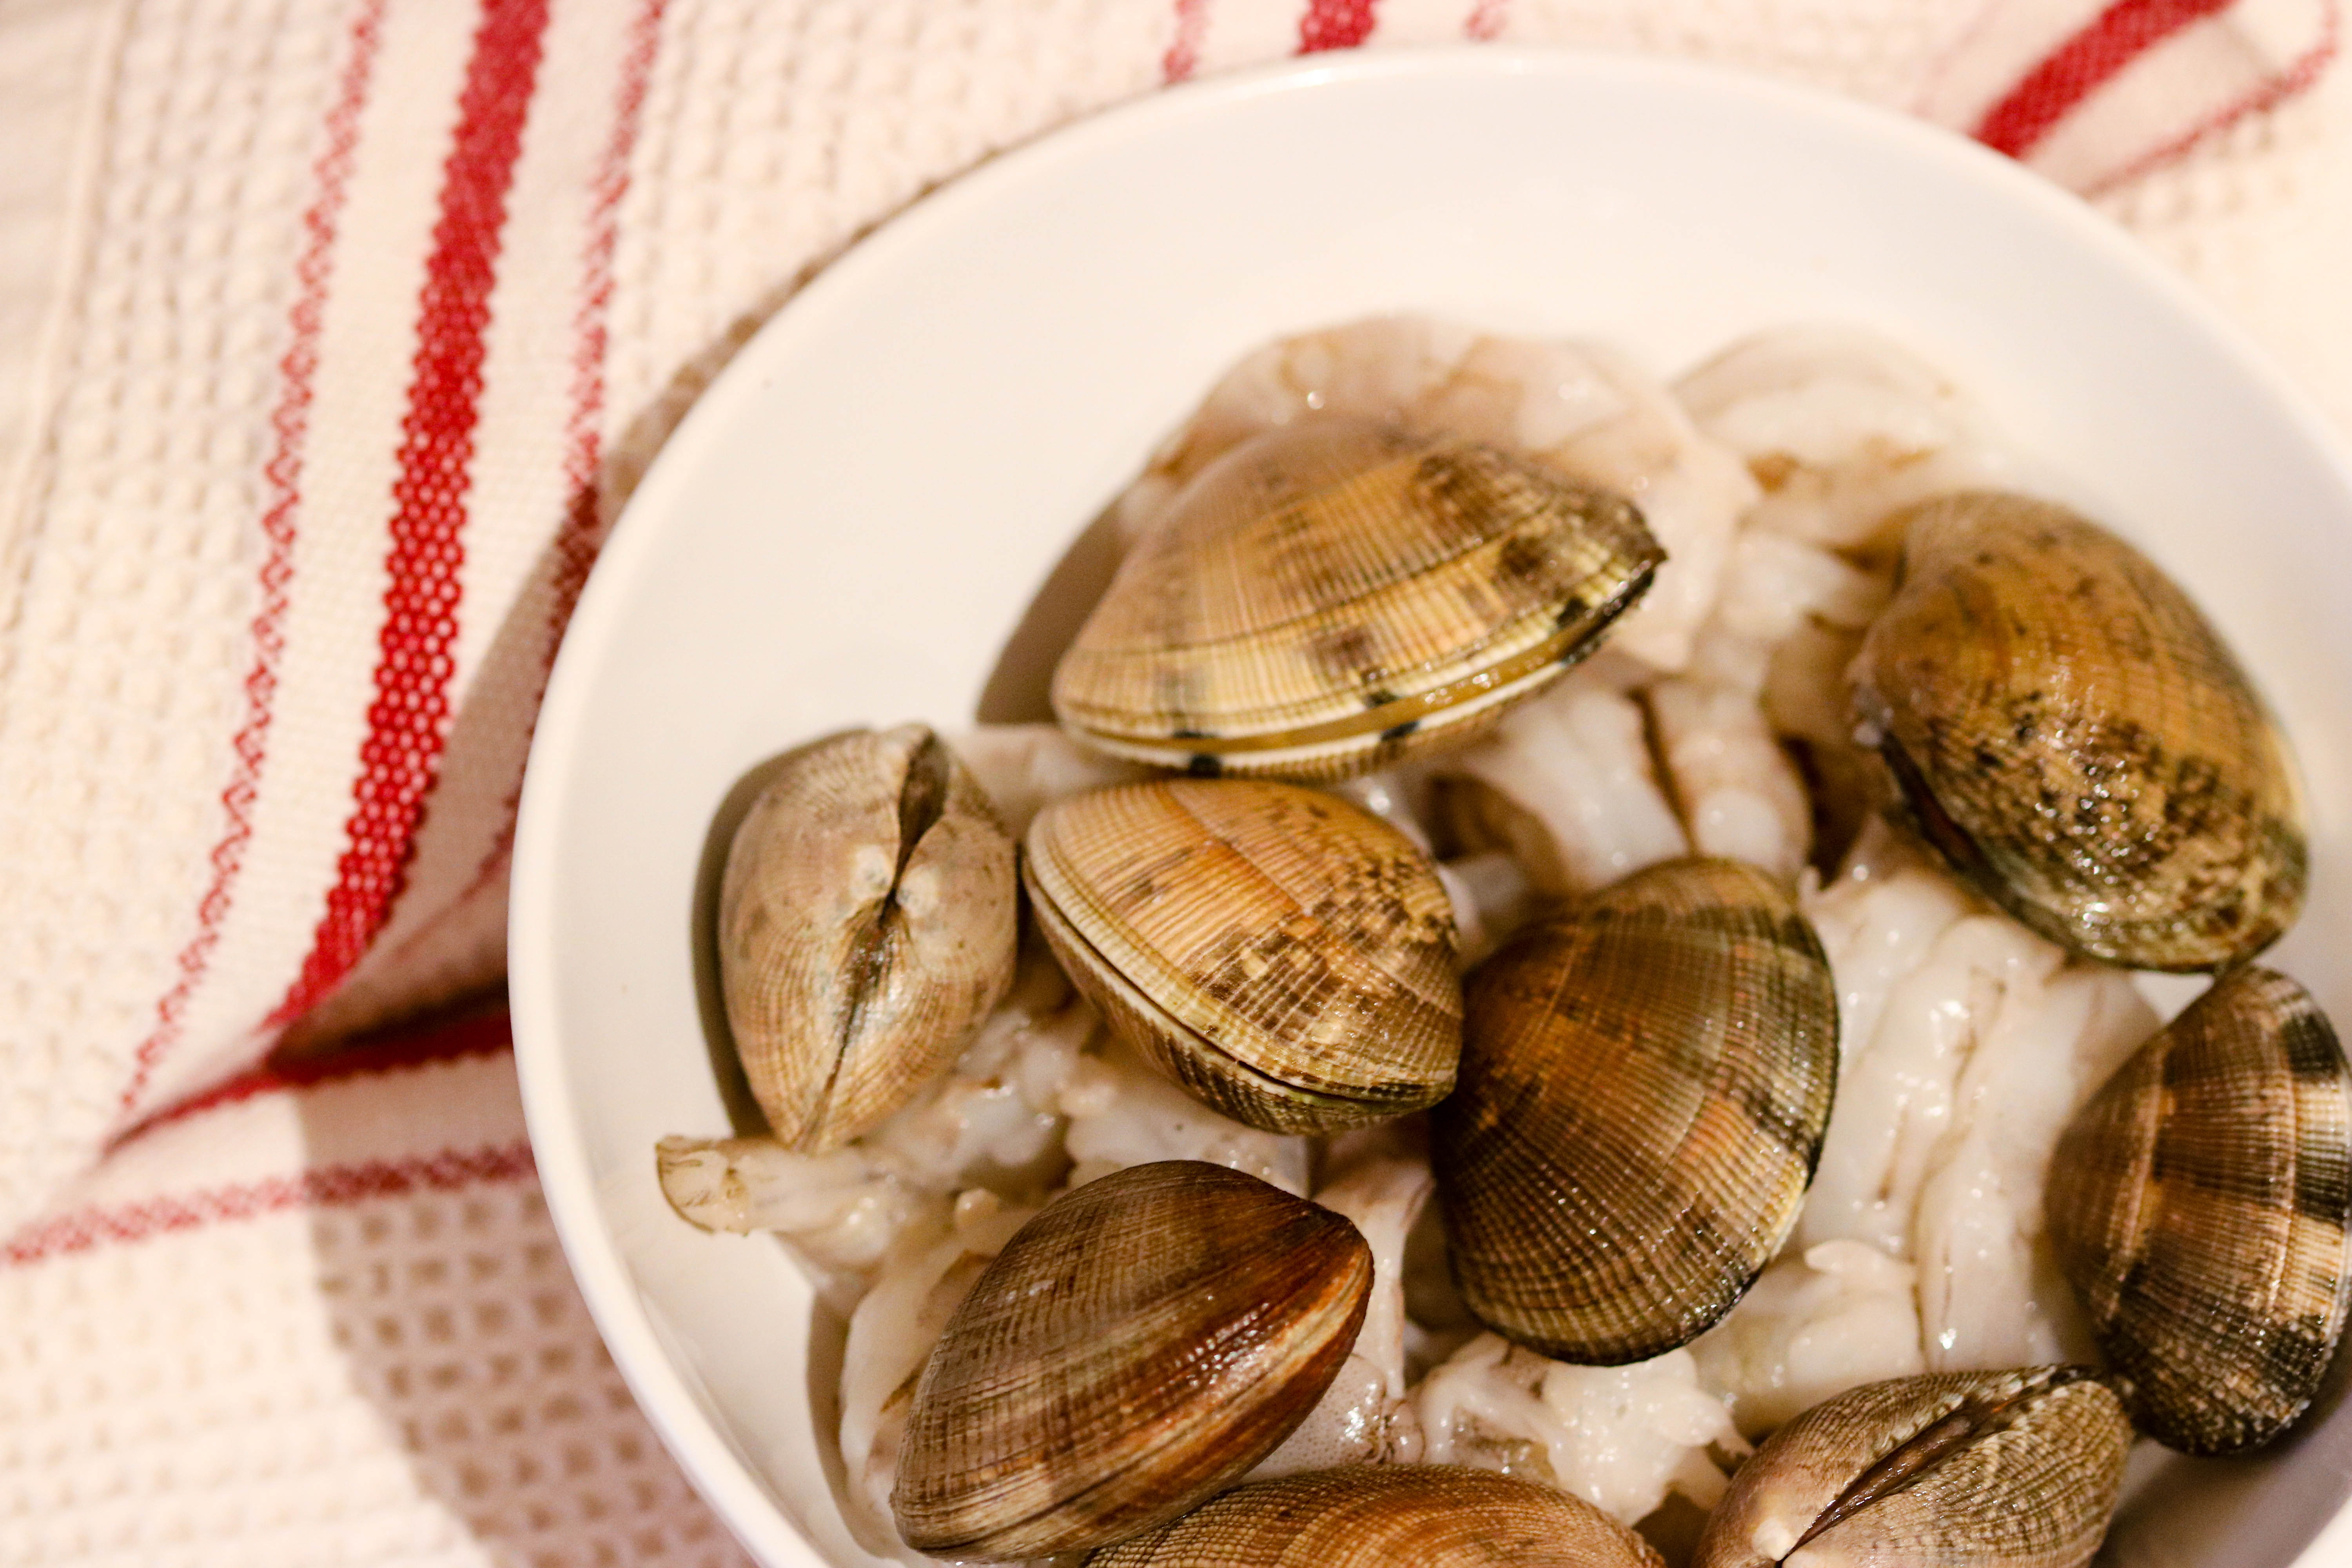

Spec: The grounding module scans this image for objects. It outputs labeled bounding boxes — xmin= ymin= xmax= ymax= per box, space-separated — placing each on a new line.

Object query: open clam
xmin=1052 ymin=415 xmax=1664 ymax=780
xmin=1433 ymin=857 xmax=1838 ymax=1363
xmin=1691 ymin=1367 xmax=2132 ymax=1568
xmin=718 ymin=724 xmax=1017 ymax=1151
xmin=1024 ymin=777 xmax=1461 ymax=1135
xmin=1086 ymin=1465 xmax=1663 ymax=1567
xmin=891 ymin=1161 xmax=1372 ymax=1560
xmin=1851 ymin=491 xmax=2306 ymax=971
xmin=2047 ymin=964 xmax=2352 ymax=1455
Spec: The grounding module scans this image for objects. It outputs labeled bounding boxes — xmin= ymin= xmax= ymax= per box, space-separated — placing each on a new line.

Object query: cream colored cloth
xmin=2 ymin=0 xmax=2348 ymax=1562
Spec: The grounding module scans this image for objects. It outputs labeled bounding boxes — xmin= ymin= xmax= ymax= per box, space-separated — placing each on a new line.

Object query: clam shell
xmin=1053 ymin=416 xmax=1663 ymax=780
xmin=1692 ymin=1367 xmax=2131 ymax=1568
xmin=718 ymin=724 xmax=1016 ymax=1151
xmin=1433 ymin=857 xmax=1838 ymax=1363
xmin=1024 ymin=779 xmax=1461 ymax=1134
xmin=2047 ymin=964 xmax=2352 ymax=1455
xmin=1852 ymin=491 xmax=2306 ymax=971
xmin=891 ymin=1161 xmax=1372 ymax=1560
xmin=1085 ymin=1465 xmax=1663 ymax=1567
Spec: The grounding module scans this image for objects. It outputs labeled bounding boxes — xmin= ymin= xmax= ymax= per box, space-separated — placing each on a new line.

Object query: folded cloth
xmin=0 ymin=0 xmax=2344 ymax=1563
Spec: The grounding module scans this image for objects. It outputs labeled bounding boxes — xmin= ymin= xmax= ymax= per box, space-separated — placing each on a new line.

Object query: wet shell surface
xmin=1851 ymin=490 xmax=2306 ymax=971
xmin=1433 ymin=857 xmax=1838 ymax=1364
xmin=717 ymin=724 xmax=1017 ymax=1151
xmin=1024 ymin=778 xmax=1462 ymax=1135
xmin=891 ymin=1161 xmax=1372 ymax=1561
xmin=1051 ymin=415 xmax=1664 ymax=780
xmin=1692 ymin=1367 xmax=2132 ymax=1568
xmin=2047 ymin=964 xmax=2352 ymax=1455
xmin=1085 ymin=1464 xmax=1664 ymax=1568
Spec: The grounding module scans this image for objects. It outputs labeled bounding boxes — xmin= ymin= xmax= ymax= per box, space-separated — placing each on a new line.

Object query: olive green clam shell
xmin=1433 ymin=857 xmax=1838 ymax=1365
xmin=2048 ymin=964 xmax=2352 ymax=1455
xmin=891 ymin=1161 xmax=1372 ymax=1561
xmin=1051 ymin=416 xmax=1663 ymax=781
xmin=1692 ymin=1368 xmax=2132 ymax=1568
xmin=1087 ymin=1465 xmax=1663 ymax=1568
xmin=1024 ymin=778 xmax=1462 ymax=1135
xmin=1852 ymin=491 xmax=2306 ymax=972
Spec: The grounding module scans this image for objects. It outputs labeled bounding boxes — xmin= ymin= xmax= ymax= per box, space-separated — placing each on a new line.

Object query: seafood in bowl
xmin=650 ymin=316 xmax=2350 ymax=1566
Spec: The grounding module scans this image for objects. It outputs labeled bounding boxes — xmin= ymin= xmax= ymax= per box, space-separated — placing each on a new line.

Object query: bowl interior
xmin=510 ymin=47 xmax=2352 ymax=1568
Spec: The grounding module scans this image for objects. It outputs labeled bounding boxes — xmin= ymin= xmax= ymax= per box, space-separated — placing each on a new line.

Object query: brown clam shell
xmin=1851 ymin=491 xmax=2305 ymax=972
xmin=2047 ymin=964 xmax=2352 ymax=1455
xmin=1052 ymin=416 xmax=1663 ymax=780
xmin=1085 ymin=1465 xmax=1663 ymax=1568
xmin=1433 ymin=857 xmax=1838 ymax=1364
xmin=1692 ymin=1367 xmax=2132 ymax=1568
xmin=1024 ymin=779 xmax=1461 ymax=1135
xmin=717 ymin=724 xmax=1016 ymax=1151
xmin=891 ymin=1161 xmax=1372 ymax=1561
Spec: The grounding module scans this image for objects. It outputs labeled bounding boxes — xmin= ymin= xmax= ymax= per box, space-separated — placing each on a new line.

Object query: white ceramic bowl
xmin=510 ymin=46 xmax=2352 ymax=1568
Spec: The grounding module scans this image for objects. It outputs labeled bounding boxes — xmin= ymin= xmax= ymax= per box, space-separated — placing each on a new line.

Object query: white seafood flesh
xmin=1438 ymin=665 xmax=1691 ymax=896
xmin=1413 ymin=1332 xmax=1742 ymax=1524
xmin=1250 ymin=1138 xmax=1436 ymax=1478
xmin=1674 ymin=324 xmax=2016 ymax=550
xmin=1690 ymin=1240 xmax=1926 ymax=1441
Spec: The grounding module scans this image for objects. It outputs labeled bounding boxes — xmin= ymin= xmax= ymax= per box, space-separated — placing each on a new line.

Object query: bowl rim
xmin=508 ymin=42 xmax=2352 ymax=1568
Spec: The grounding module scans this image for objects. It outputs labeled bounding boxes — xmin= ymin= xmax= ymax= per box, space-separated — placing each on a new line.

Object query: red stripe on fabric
xmin=1465 ymin=0 xmax=1508 ymax=40
xmin=2083 ymin=0 xmax=2340 ymax=190
xmin=1298 ymin=0 xmax=1378 ymax=53
xmin=111 ymin=1003 xmax=514 ymax=1150
xmin=270 ymin=0 xmax=554 ymax=1029
xmin=391 ymin=0 xmax=672 ymax=957
xmin=118 ymin=0 xmax=391 ymax=1116
xmin=1164 ymin=0 xmax=1210 ymax=81
xmin=4 ymin=1142 xmax=537 ymax=1268
xmin=1973 ymin=0 xmax=2237 ymax=156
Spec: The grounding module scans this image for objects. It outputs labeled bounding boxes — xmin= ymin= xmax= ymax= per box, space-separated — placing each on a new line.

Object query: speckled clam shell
xmin=717 ymin=724 xmax=1016 ymax=1151
xmin=1852 ymin=491 xmax=2306 ymax=972
xmin=2047 ymin=964 xmax=2352 ymax=1455
xmin=1433 ymin=857 xmax=1838 ymax=1364
xmin=1085 ymin=1465 xmax=1663 ymax=1568
xmin=891 ymin=1161 xmax=1372 ymax=1561
xmin=1024 ymin=779 xmax=1461 ymax=1135
xmin=1692 ymin=1368 xmax=2132 ymax=1568
xmin=1052 ymin=416 xmax=1664 ymax=780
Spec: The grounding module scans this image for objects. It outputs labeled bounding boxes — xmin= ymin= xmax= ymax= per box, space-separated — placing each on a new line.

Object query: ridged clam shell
xmin=1085 ymin=1465 xmax=1664 ymax=1567
xmin=1692 ymin=1367 xmax=2131 ymax=1568
xmin=2047 ymin=964 xmax=2352 ymax=1455
xmin=1852 ymin=491 xmax=2306 ymax=971
xmin=1052 ymin=416 xmax=1664 ymax=780
xmin=1024 ymin=779 xmax=1461 ymax=1134
xmin=891 ymin=1161 xmax=1372 ymax=1560
xmin=718 ymin=724 xmax=1016 ymax=1151
xmin=1433 ymin=857 xmax=1838 ymax=1363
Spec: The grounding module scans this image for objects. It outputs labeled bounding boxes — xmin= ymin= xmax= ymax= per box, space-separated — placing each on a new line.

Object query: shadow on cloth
xmin=288 ymin=1007 xmax=754 ymax=1566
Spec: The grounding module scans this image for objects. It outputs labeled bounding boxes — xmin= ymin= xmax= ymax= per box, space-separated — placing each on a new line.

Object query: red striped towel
xmin=0 ymin=1 xmax=2338 ymax=1562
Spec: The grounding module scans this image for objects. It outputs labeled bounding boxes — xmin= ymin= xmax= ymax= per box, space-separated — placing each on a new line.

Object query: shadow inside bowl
xmin=975 ymin=500 xmax=1126 ymax=726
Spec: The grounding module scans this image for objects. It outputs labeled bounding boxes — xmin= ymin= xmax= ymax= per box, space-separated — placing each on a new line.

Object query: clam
xmin=1024 ymin=778 xmax=1461 ymax=1135
xmin=1691 ymin=1367 xmax=2132 ymax=1568
xmin=891 ymin=1160 xmax=1372 ymax=1560
xmin=718 ymin=724 xmax=1017 ymax=1151
xmin=1851 ymin=490 xmax=2305 ymax=971
xmin=1432 ymin=857 xmax=1838 ymax=1363
xmin=2047 ymin=963 xmax=2352 ymax=1455
xmin=1052 ymin=415 xmax=1664 ymax=780
xmin=1085 ymin=1464 xmax=1663 ymax=1567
